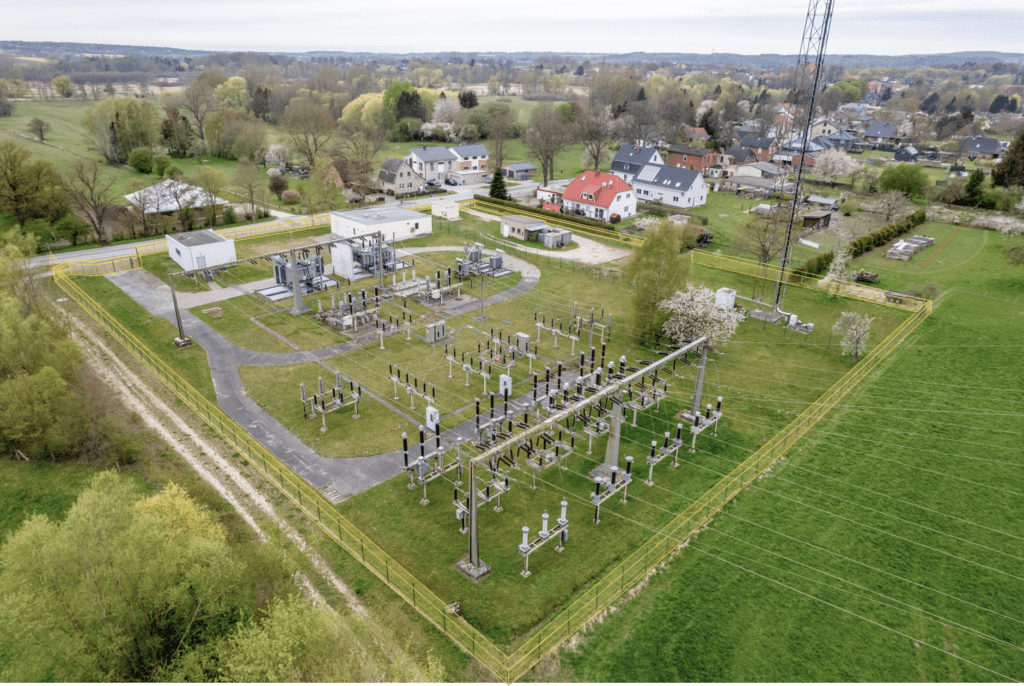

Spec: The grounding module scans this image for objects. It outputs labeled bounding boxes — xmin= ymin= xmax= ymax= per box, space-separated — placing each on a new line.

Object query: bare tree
xmin=178 ymin=79 xmax=217 ymax=142
xmin=737 ymin=208 xmax=786 ymax=264
xmin=577 ymin=104 xmax=614 ymax=171
xmin=61 ymin=161 xmax=116 ymax=244
xmin=281 ymin=96 xmax=335 ymax=167
xmin=878 ymin=190 xmax=910 ymax=222
xmin=523 ymin=103 xmax=572 ymax=185
xmin=488 ymin=108 xmax=514 ymax=174
xmin=191 ymin=166 xmax=229 ymax=227
xmin=615 ymin=100 xmax=660 ymax=147
xmin=336 ymin=122 xmax=387 ymax=202
xmin=753 ymin=98 xmax=777 ymax=137
xmin=233 ymin=159 xmax=267 ymax=223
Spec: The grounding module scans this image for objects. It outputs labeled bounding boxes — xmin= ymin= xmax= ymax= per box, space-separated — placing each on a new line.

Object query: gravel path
xmin=104 ymin=245 xmax=548 ymax=497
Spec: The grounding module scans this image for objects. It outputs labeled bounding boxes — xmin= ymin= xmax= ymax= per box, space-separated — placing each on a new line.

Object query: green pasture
xmin=561 ymin=225 xmax=1024 ymax=681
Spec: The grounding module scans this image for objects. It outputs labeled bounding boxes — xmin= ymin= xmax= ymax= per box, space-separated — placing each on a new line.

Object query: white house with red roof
xmin=561 ymin=170 xmax=636 ymax=220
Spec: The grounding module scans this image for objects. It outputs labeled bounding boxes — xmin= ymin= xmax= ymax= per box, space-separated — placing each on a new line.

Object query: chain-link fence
xmin=53 ymin=248 xmax=932 ymax=683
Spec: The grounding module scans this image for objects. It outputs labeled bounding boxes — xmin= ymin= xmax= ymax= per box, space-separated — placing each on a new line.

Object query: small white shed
xmin=431 ymin=199 xmax=460 ymax=221
xmin=166 ymin=230 xmax=236 ymax=271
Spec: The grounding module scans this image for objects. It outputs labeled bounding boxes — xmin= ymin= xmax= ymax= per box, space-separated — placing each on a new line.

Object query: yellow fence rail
xmin=466 ymin=199 xmax=645 ymax=248
xmin=690 ymin=250 xmax=928 ymax=311
xmin=53 ymin=247 xmax=932 ymax=682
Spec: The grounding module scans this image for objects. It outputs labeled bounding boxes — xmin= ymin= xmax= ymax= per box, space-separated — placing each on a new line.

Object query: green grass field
xmin=560 ymin=226 xmax=1024 ymax=681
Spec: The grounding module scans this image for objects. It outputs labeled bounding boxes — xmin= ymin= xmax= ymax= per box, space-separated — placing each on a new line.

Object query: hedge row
xmin=800 ymin=251 xmax=835 ymax=275
xmin=637 ymin=203 xmax=710 ymax=225
xmin=473 ymin=195 xmax=616 ymax=230
xmin=848 ymin=208 xmax=927 ymax=258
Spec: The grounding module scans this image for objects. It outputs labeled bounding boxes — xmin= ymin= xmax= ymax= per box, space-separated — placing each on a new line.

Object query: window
xmin=175 ymin=248 xmax=181 ymax=256
xmin=413 ymin=222 xmax=419 ymax=231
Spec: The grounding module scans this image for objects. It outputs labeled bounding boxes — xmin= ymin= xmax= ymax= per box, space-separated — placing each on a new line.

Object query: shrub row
xmin=799 ymin=250 xmax=835 ymax=275
xmin=473 ymin=195 xmax=616 ymax=230
xmin=848 ymin=208 xmax=927 ymax=258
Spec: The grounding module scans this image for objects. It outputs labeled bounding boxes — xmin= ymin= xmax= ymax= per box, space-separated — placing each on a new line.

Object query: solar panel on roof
xmin=636 ymin=165 xmax=659 ymax=182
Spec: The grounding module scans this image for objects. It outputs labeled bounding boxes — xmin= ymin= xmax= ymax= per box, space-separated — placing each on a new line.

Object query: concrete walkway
xmin=104 ymin=244 xmax=547 ymax=498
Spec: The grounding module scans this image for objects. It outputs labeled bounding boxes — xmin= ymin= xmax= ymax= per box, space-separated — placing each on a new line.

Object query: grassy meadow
xmin=558 ymin=224 xmax=1024 ymax=682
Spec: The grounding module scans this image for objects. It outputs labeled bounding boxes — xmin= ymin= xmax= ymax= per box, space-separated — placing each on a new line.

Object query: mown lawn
xmin=560 ymin=226 xmax=1024 ymax=682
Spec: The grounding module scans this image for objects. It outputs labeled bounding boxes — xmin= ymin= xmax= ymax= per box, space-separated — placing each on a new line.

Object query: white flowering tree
xmin=815 ymin=148 xmax=855 ymax=186
xmin=825 ymin=241 xmax=853 ymax=297
xmin=659 ymin=284 xmax=743 ymax=349
xmin=832 ymin=311 xmax=874 ymax=363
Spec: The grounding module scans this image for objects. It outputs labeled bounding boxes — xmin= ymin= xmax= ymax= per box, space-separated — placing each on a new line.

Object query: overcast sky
xmin=5 ymin=1 xmax=1024 ymax=56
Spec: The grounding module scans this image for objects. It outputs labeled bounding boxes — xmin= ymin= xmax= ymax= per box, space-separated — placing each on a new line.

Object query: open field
xmin=561 ymin=225 xmax=1024 ymax=681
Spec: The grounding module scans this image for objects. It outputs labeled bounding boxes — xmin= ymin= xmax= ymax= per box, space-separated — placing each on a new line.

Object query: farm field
xmin=561 ymin=224 xmax=1024 ymax=681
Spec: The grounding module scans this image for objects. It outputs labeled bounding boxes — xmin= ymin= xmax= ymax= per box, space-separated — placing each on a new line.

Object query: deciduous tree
xmin=815 ymin=148 xmax=855 ymax=186
xmin=832 ymin=311 xmax=873 ymax=363
xmin=659 ymin=283 xmax=742 ymax=349
xmin=26 ymin=117 xmax=50 ymax=142
xmin=280 ymin=96 xmax=335 ymax=166
xmin=0 ymin=141 xmax=66 ymax=225
xmin=738 ymin=208 xmax=786 ymax=264
xmin=60 ymin=161 xmax=116 ymax=244
xmin=523 ymin=103 xmax=572 ymax=186
xmin=233 ymin=159 xmax=267 ymax=222
xmin=190 ymin=166 xmax=228 ymax=227
xmin=992 ymin=128 xmax=1024 ymax=188
xmin=622 ymin=219 xmax=693 ymax=342
xmin=878 ymin=163 xmax=928 ymax=197
xmin=877 ymin=189 xmax=910 ymax=222
xmin=51 ymin=74 xmax=73 ymax=98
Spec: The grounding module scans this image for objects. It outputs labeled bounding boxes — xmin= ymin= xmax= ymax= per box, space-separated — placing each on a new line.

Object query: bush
xmin=223 ymin=206 xmax=236 ymax=224
xmin=152 ymin=154 xmax=172 ymax=177
xmin=839 ymin=200 xmax=860 ymax=215
xmin=127 ymin=147 xmax=154 ymax=174
xmin=281 ymin=190 xmax=301 ymax=206
xmin=164 ymin=164 xmax=183 ymax=180
xmin=799 ymin=251 xmax=835 ymax=275
xmin=610 ymin=213 xmax=621 ymax=224
xmin=269 ymin=175 xmax=289 ymax=199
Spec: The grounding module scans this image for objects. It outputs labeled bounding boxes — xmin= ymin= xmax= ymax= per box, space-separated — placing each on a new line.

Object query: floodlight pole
xmin=168 ymin=275 xmax=187 ymax=342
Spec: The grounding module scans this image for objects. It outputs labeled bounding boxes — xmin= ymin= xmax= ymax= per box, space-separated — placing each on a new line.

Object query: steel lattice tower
xmin=771 ymin=0 xmax=837 ymax=319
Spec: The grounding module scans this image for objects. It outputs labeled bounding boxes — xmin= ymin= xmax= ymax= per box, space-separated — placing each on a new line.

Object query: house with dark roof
xmin=738 ymin=135 xmax=778 ymax=162
xmin=610 ymin=145 xmax=665 ymax=184
xmin=894 ymin=146 xmax=920 ymax=163
xmin=405 ymin=145 xmax=458 ymax=183
xmin=377 ymin=157 xmax=423 ymax=196
xmin=963 ymin=136 xmax=1004 ymax=159
xmin=665 ymin=145 xmax=720 ymax=174
xmin=822 ymin=129 xmax=859 ymax=152
xmin=503 ymin=162 xmax=537 ymax=180
xmin=562 ymin=170 xmax=637 ymax=220
xmin=863 ymin=122 xmax=900 ymax=144
xmin=722 ymin=145 xmax=757 ymax=166
xmin=630 ymin=164 xmax=708 ymax=209
xmin=450 ymin=144 xmax=490 ymax=172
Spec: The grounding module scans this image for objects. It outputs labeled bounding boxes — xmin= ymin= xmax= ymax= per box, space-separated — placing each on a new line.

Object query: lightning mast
xmin=772 ymin=0 xmax=837 ymax=320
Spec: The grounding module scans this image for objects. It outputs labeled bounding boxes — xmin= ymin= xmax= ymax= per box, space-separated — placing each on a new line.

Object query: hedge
xmin=473 ymin=195 xmax=616 ymax=230
xmin=847 ymin=208 xmax=926 ymax=258
xmin=800 ymin=251 xmax=835 ymax=275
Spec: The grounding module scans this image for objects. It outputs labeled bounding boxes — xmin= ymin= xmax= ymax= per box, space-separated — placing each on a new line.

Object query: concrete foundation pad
xmin=455 ymin=555 xmax=492 ymax=582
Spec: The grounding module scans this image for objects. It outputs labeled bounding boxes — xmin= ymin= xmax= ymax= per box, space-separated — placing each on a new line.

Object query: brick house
xmin=738 ymin=135 xmax=778 ymax=163
xmin=665 ymin=145 xmax=720 ymax=174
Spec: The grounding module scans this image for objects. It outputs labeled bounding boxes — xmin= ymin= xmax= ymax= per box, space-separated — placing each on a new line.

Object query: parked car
xmin=348 ymin=196 xmax=363 ymax=204
xmin=444 ymin=178 xmax=458 ymax=186
xmin=426 ymin=180 xmax=441 ymax=189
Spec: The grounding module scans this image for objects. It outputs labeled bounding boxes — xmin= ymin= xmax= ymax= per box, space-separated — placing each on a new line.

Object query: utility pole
xmin=290 ymin=247 xmax=309 ymax=315
xmin=168 ymin=275 xmax=190 ymax=346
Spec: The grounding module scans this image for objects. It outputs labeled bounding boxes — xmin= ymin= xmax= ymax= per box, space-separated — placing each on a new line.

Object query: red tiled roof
xmin=690 ymin=127 xmax=707 ymax=135
xmin=563 ymin=171 xmax=633 ymax=209
xmin=542 ymin=202 xmax=561 ymax=213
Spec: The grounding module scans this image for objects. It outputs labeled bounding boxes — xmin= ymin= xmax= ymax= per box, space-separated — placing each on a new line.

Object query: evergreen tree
xmin=458 ymin=90 xmax=478 ymax=109
xmin=637 ymin=87 xmax=646 ymax=101
xmin=992 ymin=129 xmax=1024 ymax=187
xmin=488 ymin=170 xmax=510 ymax=200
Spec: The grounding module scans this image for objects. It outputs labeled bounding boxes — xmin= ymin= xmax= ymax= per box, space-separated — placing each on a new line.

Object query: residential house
xmin=535 ymin=183 xmax=567 ymax=204
xmin=821 ymin=129 xmax=859 ymax=152
xmin=630 ymin=164 xmax=708 ymax=210
xmin=377 ymin=157 xmax=423 ymax=196
xmin=405 ymin=145 xmax=457 ymax=183
xmin=610 ymin=145 xmax=665 ymax=185
xmin=721 ymin=145 xmax=757 ymax=167
xmin=738 ymin=135 xmax=778 ymax=163
xmin=448 ymin=144 xmax=491 ymax=184
xmin=808 ymin=117 xmax=842 ymax=139
xmin=863 ymin=122 xmax=901 ymax=145
xmin=963 ymin=136 xmax=1004 ymax=160
xmin=894 ymin=146 xmax=920 ymax=163
xmin=665 ymin=145 xmax=720 ymax=174
xmin=561 ymin=170 xmax=637 ymax=220
xmin=947 ymin=124 xmax=973 ymax=140
xmin=733 ymin=161 xmax=787 ymax=180
xmin=503 ymin=162 xmax=537 ymax=180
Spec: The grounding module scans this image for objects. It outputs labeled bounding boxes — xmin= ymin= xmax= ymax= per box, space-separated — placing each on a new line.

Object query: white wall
xmin=632 ymin=177 xmax=707 ymax=209
xmin=166 ymin=234 xmax=236 ymax=271
xmin=330 ymin=213 xmax=432 ymax=242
